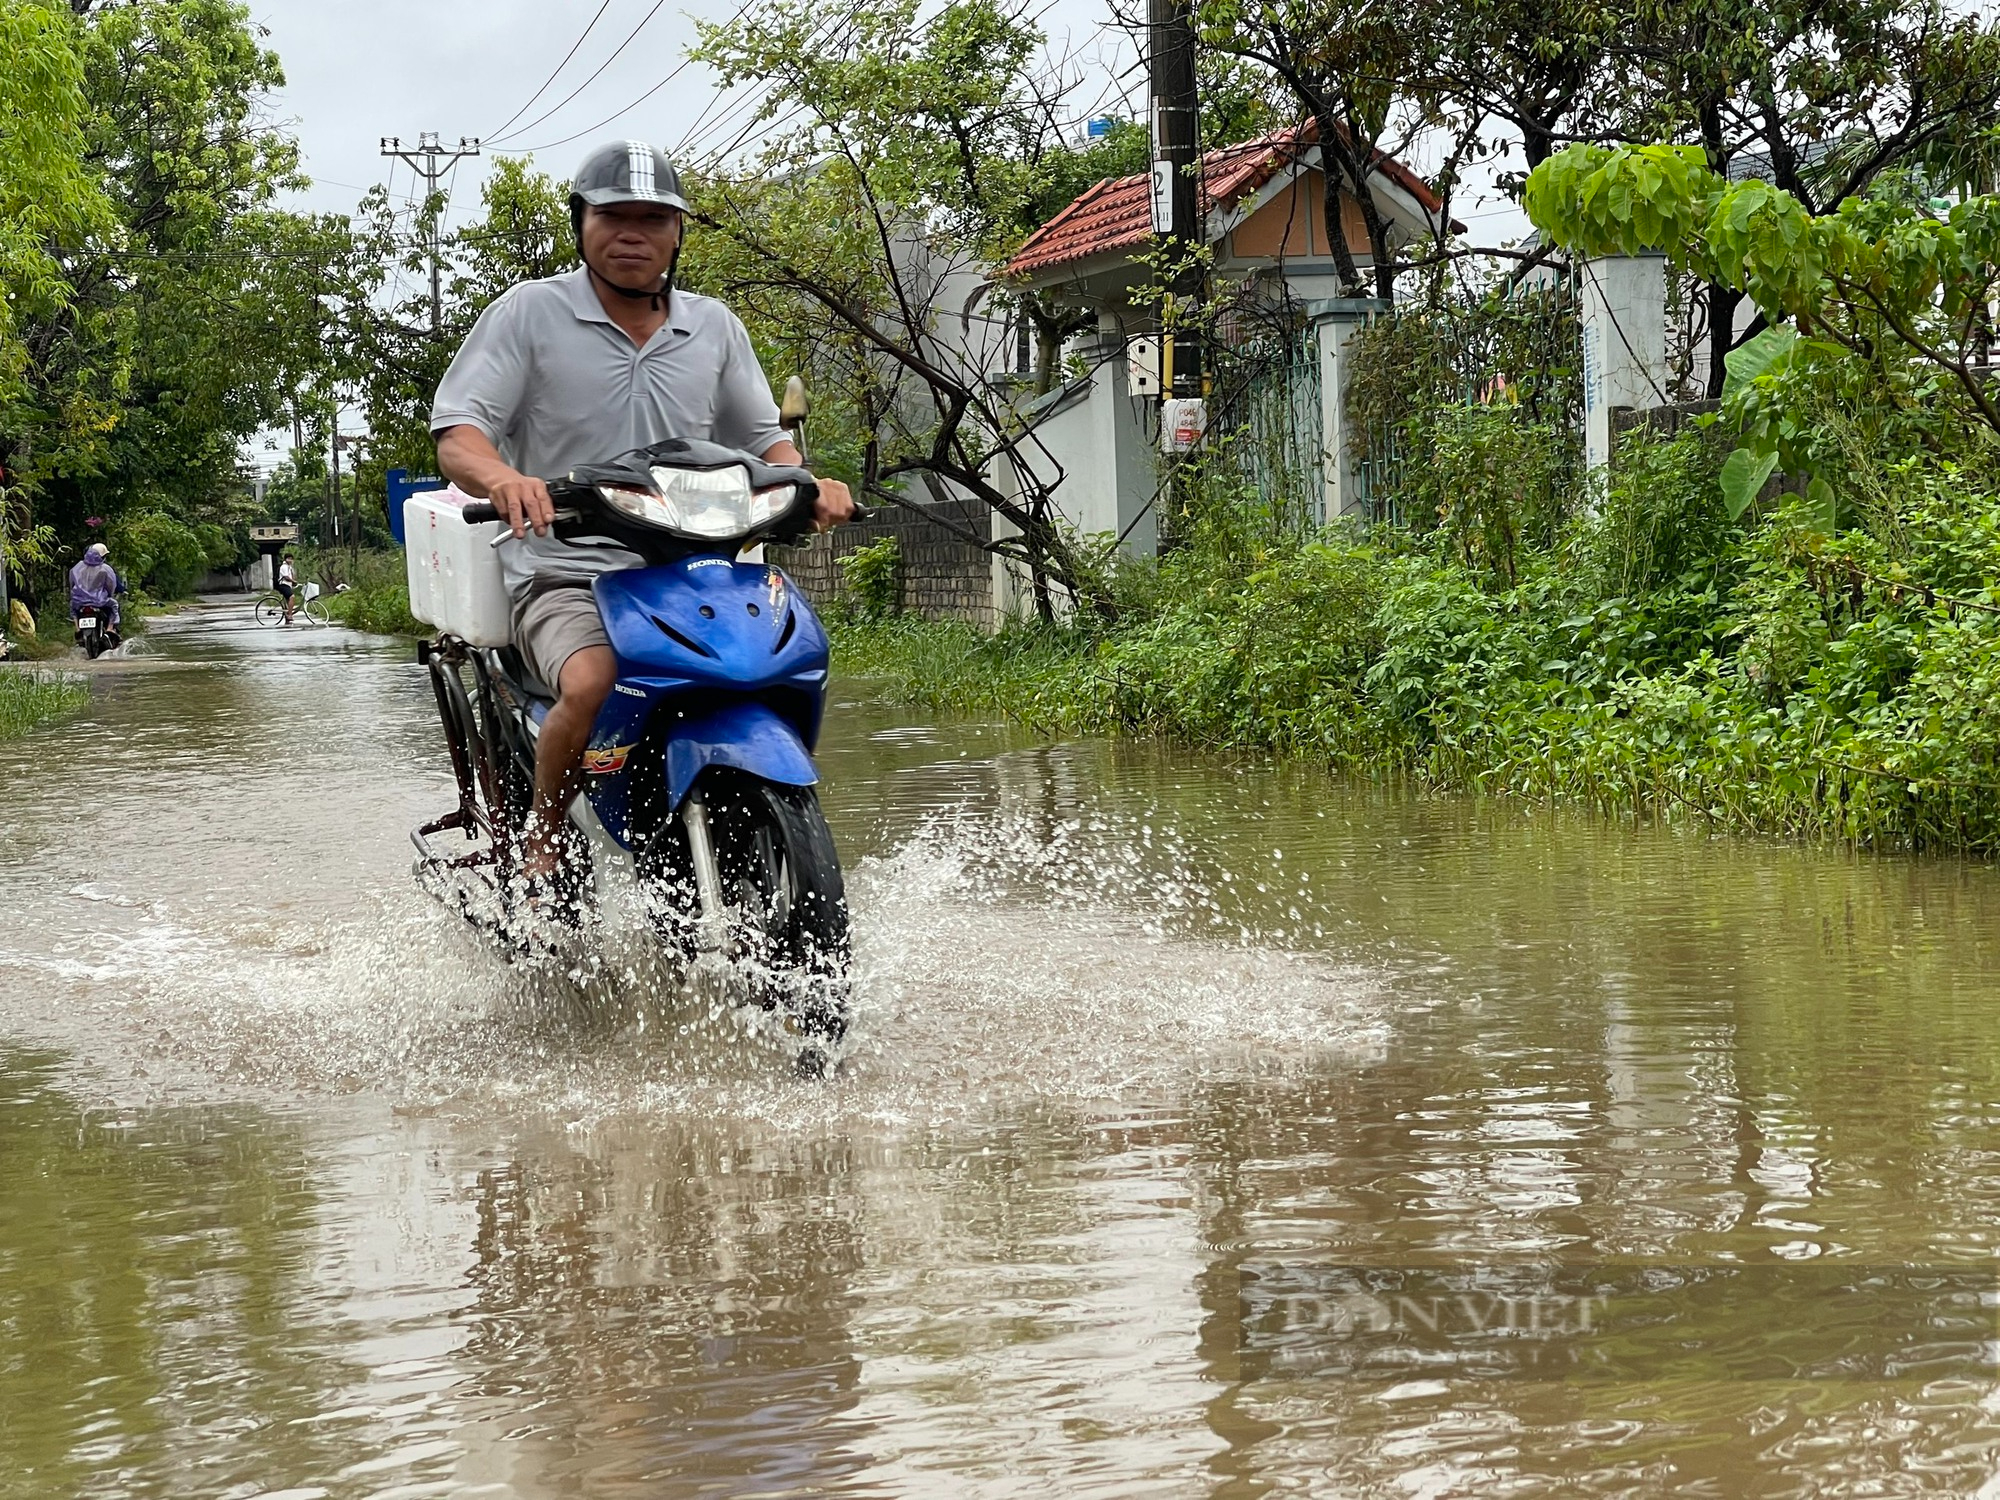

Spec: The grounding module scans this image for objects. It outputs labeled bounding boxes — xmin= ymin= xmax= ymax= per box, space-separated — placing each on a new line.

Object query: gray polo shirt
xmin=430 ymin=268 xmax=788 ymax=604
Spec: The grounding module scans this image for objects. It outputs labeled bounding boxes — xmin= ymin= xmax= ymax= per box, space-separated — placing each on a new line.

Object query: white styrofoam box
xmin=403 ymin=487 xmax=513 ymax=645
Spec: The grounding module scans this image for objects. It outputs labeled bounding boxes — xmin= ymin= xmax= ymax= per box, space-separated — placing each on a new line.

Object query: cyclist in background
xmin=277 ymin=553 xmax=298 ymax=625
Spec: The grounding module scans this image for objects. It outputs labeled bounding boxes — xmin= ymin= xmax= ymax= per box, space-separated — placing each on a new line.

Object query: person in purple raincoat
xmin=68 ymin=543 xmax=123 ymax=638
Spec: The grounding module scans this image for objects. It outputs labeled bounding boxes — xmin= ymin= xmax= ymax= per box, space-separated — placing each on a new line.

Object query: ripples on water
xmin=5 ymin=605 xmax=2000 ymax=1497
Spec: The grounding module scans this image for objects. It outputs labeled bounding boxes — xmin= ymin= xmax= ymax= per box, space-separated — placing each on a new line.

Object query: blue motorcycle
xmin=413 ymin=437 xmax=851 ymax=1070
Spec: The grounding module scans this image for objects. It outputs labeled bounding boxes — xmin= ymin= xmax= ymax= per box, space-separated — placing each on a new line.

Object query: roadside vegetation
xmin=297 ymin=549 xmax=425 ymax=637
xmin=835 ymin=130 xmax=2000 ymax=856
xmin=0 ymin=669 xmax=88 ymax=742
xmin=834 ymin=438 xmax=2000 ymax=853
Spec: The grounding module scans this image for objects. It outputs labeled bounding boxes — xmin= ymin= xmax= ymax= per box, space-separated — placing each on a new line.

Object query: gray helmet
xmin=569 ymin=140 xmax=687 ymax=215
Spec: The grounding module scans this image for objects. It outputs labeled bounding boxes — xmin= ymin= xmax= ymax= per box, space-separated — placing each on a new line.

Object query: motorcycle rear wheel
xmin=639 ymin=769 xmax=852 ymax=1061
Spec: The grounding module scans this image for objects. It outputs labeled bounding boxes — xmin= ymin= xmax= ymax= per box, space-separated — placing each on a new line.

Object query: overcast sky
xmin=243 ymin=0 xmax=1526 ymax=466
xmin=254 ymin=0 xmax=1138 ymax=226
xmin=253 ymin=0 xmax=1524 ymax=227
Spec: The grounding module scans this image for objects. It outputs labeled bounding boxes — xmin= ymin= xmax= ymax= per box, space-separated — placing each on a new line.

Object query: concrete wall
xmin=1010 ymin=343 xmax=1158 ymax=553
xmin=770 ymin=495 xmax=997 ymax=629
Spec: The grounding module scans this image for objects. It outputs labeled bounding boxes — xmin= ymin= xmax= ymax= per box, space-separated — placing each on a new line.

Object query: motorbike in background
xmin=73 ymin=608 xmax=119 ymax=659
xmin=409 ymin=432 xmax=854 ymax=1076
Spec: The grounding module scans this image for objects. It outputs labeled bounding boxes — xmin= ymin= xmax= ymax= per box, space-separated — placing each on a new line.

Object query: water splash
xmin=4 ymin=803 xmax=1384 ymax=1125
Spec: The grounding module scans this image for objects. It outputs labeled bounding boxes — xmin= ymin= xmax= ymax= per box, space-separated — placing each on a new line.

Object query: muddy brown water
xmin=6 ymin=600 xmax=2000 ymax=1497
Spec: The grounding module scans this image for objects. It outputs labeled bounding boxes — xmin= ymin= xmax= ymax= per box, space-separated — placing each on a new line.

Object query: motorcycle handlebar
xmin=458 ymin=491 xmax=871 ymax=533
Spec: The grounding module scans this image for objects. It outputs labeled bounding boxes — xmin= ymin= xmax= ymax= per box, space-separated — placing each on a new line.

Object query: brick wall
xmin=770 ymin=495 xmax=996 ymax=629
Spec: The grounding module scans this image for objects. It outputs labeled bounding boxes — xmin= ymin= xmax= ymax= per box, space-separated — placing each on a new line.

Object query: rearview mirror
xmin=780 ymin=376 xmax=810 ymax=431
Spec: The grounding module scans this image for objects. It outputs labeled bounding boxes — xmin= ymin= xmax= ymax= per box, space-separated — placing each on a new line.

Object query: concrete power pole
xmin=1148 ymin=0 xmax=1203 ymax=400
xmin=380 ymin=132 xmax=481 ymax=337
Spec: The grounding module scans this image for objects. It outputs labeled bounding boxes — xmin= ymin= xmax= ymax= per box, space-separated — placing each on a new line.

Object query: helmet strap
xmin=585 ymin=259 xmax=669 ymax=312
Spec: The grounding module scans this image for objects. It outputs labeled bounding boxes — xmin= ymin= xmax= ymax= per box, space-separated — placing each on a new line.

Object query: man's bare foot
xmin=519 ymin=822 xmax=564 ymax=885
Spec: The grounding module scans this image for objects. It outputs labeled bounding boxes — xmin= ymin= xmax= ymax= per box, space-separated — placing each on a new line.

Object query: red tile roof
xmin=1003 ymin=122 xmax=1446 ymax=281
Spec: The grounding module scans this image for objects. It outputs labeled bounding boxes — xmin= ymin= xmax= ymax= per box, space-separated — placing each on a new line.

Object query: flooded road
xmin=7 ymin=602 xmax=2000 ymax=1497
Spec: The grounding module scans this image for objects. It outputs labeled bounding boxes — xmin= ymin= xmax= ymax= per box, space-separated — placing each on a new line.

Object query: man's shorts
xmin=514 ymin=584 xmax=608 ymax=690
xmin=276 ymin=581 xmax=293 ymax=599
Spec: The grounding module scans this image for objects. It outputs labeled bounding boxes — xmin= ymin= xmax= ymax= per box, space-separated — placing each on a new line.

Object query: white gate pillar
xmin=1311 ymin=298 xmax=1389 ymax=521
xmin=1580 ymin=253 xmax=1668 ymax=476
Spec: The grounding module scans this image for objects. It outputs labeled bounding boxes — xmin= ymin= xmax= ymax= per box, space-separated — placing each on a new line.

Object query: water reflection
xmin=0 ymin=1049 xmax=348 ymax=1497
xmin=451 ymin=1122 xmax=876 ymax=1494
xmin=5 ymin=604 xmax=2000 ymax=1495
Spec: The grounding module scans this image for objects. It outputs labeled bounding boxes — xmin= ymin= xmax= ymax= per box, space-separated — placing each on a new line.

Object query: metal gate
xmin=1215 ymin=326 xmax=1326 ymax=533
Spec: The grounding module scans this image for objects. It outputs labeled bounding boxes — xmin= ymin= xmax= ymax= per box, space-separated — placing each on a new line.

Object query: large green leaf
xmin=1722 ymin=325 xmax=1797 ymax=402
xmin=1720 ymin=447 xmax=1779 ymax=519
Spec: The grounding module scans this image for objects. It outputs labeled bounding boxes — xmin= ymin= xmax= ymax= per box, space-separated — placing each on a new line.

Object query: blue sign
xmin=386 ymin=468 xmax=441 ymax=546
xmin=1087 ymin=116 xmax=1118 ymax=139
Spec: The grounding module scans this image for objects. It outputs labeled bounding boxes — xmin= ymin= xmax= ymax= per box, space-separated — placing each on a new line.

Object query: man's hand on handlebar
xmin=436 ymin=426 xmax=558 ymax=538
xmin=489 ymin=472 xmax=558 ymax=538
xmin=811 ymin=477 xmax=857 ymax=533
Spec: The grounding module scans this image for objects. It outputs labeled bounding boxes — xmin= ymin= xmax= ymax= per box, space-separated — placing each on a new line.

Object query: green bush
xmin=1579 ymin=427 xmax=1734 ymax=596
xmin=831 ymin=442 xmax=2000 ymax=856
xmin=839 ymin=535 xmax=901 ymax=619
xmin=1405 ymin=406 xmax=1575 ymax=586
xmin=307 ymin=548 xmax=426 ymax=636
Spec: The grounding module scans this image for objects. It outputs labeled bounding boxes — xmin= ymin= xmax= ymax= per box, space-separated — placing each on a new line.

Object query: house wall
xmin=1227 ymin=171 xmax=1370 ymax=260
xmin=980 ymin=341 xmax=1161 ymax=621
xmin=1017 ymin=344 xmax=1157 ymax=549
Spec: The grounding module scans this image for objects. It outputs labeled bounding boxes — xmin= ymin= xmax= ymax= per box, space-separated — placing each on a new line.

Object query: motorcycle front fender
xmin=662 ymin=700 xmax=817 ymax=811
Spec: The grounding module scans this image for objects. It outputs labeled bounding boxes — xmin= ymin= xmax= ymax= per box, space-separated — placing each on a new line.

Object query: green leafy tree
xmin=1605 ymin=0 xmax=2000 ymax=396
xmin=1195 ymin=0 xmax=1457 ymax=300
xmin=338 ymin=157 xmax=577 ymax=490
xmin=0 ymin=0 xmax=113 ymax=587
xmin=3 ymin=0 xmax=332 ymax=603
xmin=1526 ymin=142 xmax=2000 ymax=520
xmin=688 ymin=0 xmax=1141 ymax=614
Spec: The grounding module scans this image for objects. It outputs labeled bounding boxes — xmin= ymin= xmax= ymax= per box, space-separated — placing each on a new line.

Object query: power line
xmin=668 ymin=4 xmax=850 ymax=159
xmin=487 ymin=0 xmax=674 ymax=146
xmin=507 ymin=55 xmax=696 ymax=155
xmin=507 ymin=0 xmax=784 ymax=157
xmin=485 ymin=0 xmax=617 ymax=142
xmin=671 ymin=8 xmax=864 ymax=165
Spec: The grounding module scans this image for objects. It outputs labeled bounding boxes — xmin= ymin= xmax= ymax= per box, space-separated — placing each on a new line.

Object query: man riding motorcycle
xmin=68 ymin=543 xmax=123 ymax=645
xmin=430 ymin=140 xmax=855 ymax=896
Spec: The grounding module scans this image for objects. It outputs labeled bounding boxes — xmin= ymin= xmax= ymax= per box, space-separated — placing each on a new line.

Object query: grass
xmin=0 ymin=668 xmax=89 ymax=741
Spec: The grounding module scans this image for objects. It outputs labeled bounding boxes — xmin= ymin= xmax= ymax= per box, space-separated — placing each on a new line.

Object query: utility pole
xmin=329 ymin=421 xmax=341 ymax=563
xmin=1148 ymin=0 xmax=1203 ymax=401
xmin=334 ymin=431 xmax=365 ymax=573
xmin=380 ymin=132 xmax=481 ymax=337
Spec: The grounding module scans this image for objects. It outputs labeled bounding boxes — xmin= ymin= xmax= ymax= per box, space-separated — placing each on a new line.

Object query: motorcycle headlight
xmin=596 ymin=467 xmax=800 ymax=540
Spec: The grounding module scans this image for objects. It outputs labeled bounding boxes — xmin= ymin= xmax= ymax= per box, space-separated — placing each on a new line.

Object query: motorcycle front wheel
xmin=638 ymin=768 xmax=852 ymax=1064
